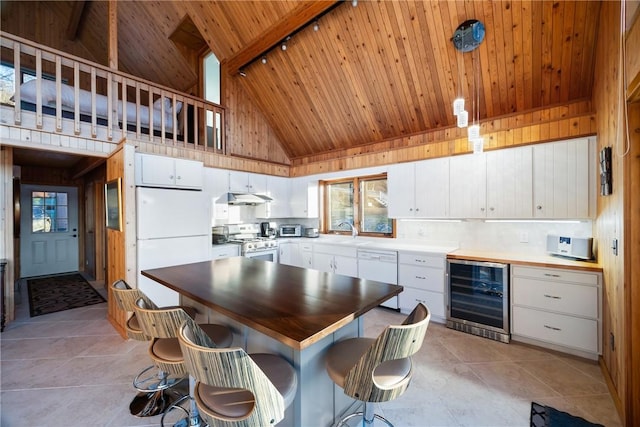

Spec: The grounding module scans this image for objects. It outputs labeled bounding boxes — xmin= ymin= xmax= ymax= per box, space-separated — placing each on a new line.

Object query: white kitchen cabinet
xmin=511 ymin=264 xmax=602 ymax=359
xmin=279 ymin=241 xmax=301 ymax=267
xmin=228 ymin=170 xmax=268 ymax=194
xmin=300 ymin=242 xmax=313 ymax=269
xmin=388 ymin=158 xmax=449 ymax=218
xmin=290 ymin=178 xmax=319 ymax=218
xmin=211 ymin=244 xmax=240 ymax=260
xmin=313 ymin=243 xmax=358 ymax=277
xmin=397 ymin=252 xmax=447 ymax=323
xmin=206 ymin=167 xmax=230 ymax=220
xmin=135 ymin=153 xmax=203 ymax=189
xmin=449 ymin=146 xmax=532 ymax=218
xmin=532 ymin=137 xmax=595 ymax=219
xmin=256 ymin=175 xmax=291 ymax=218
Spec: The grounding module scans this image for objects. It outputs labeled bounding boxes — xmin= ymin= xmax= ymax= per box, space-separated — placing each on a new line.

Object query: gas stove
xmin=227 ymin=224 xmax=279 ymax=255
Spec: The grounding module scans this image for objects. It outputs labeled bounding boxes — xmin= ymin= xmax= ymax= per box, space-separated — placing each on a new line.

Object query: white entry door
xmin=20 ymin=184 xmax=79 ymax=277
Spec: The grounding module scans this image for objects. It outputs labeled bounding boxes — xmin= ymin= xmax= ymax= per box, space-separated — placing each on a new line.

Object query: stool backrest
xmin=178 ymin=320 xmax=285 ymax=426
xmin=133 ymin=297 xmax=190 ymax=340
xmin=111 ymin=279 xmax=157 ymax=312
xmin=343 ymin=303 xmax=430 ymax=402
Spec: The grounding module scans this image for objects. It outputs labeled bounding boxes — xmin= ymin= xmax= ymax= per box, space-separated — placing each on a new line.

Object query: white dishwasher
xmin=357 ymin=249 xmax=399 ymax=309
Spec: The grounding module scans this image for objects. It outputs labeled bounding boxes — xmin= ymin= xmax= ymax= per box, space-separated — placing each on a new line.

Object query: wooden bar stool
xmin=177 ymin=318 xmax=298 ymax=426
xmin=325 ymin=303 xmax=431 ymax=426
xmin=133 ymin=298 xmax=234 ymax=427
xmin=112 ymin=279 xmax=186 ymax=417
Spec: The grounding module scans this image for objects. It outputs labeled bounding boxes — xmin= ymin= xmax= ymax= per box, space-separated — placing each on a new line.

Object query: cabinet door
xmin=228 ymin=171 xmax=249 ymax=193
xmin=174 ymin=159 xmax=204 ymax=189
xmin=485 ymin=146 xmax=532 ymax=218
xmin=333 ymin=255 xmax=358 ymax=277
xmin=313 ymin=252 xmax=335 ymax=274
xmin=290 ymin=178 xmax=319 ymax=218
xmin=262 ymin=176 xmax=290 ymax=218
xmin=533 ymin=138 xmax=592 ymax=218
xmin=449 ymin=153 xmax=486 ymax=218
xmin=140 ymin=154 xmax=176 ymax=187
xmin=206 ymin=168 xmax=230 ymax=220
xmin=301 ymin=250 xmax=313 ymax=269
xmin=248 ymin=173 xmax=268 ymax=194
xmin=387 ymin=163 xmax=416 ymax=217
xmin=279 ymin=242 xmax=300 ymax=266
xmin=414 ymin=158 xmax=449 ymax=217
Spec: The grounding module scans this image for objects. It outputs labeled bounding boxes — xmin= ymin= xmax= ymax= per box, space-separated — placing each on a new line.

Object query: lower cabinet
xmin=398 ymin=252 xmax=447 ymax=323
xmin=279 ymin=241 xmax=301 ymax=267
xmin=211 ymin=244 xmax=240 ymax=260
xmin=511 ymin=265 xmax=602 ymax=359
xmin=300 ymin=242 xmax=313 ymax=269
xmin=313 ymin=244 xmax=358 ymax=277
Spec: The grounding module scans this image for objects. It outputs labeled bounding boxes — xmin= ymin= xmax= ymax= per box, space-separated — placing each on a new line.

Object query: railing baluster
xmin=55 ymin=56 xmax=62 ymax=132
xmin=74 ymin=63 xmax=80 ymax=135
xmin=35 ymin=50 xmax=42 ymax=129
xmin=13 ymin=42 xmax=21 ymax=125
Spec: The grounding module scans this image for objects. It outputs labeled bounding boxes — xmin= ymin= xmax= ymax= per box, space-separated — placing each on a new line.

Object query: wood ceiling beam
xmin=224 ymin=0 xmax=341 ymax=74
xmin=65 ymin=1 xmax=86 ymax=41
xmin=71 ymin=157 xmax=106 ymax=180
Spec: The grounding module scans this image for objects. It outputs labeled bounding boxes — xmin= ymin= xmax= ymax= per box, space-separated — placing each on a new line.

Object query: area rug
xmin=27 ymin=273 xmax=106 ymax=317
xmin=531 ymin=402 xmax=604 ymax=427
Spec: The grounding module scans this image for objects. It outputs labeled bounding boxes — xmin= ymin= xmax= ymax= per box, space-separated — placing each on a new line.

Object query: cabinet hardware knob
xmin=480 ymin=207 xmax=485 ymax=211
xmin=544 ymin=273 xmax=561 ymax=278
xmin=544 ymin=325 xmax=561 ymax=331
xmin=537 ymin=205 xmax=542 ymax=210
xmin=543 ymin=294 xmax=561 ymax=299
xmin=416 ymin=276 xmax=426 ymax=280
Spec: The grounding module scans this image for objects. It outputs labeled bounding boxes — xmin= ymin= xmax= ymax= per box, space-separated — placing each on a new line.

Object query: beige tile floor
xmin=1 ymin=281 xmax=622 ymax=427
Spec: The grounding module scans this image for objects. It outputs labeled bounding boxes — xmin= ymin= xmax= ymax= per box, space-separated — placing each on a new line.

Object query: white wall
xmin=397 ymin=219 xmax=594 ymax=255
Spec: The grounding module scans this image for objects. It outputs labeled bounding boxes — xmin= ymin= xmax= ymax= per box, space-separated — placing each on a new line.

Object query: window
xmin=31 ymin=191 xmax=69 ymax=233
xmin=203 ymin=51 xmax=222 ymax=151
xmin=321 ymin=174 xmax=394 ymax=237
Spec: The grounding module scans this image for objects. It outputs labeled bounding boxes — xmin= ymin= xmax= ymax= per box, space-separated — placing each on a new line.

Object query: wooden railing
xmin=0 ymin=31 xmax=225 ymax=153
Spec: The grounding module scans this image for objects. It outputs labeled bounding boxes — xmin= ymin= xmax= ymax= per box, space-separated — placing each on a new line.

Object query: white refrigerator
xmin=136 ymin=187 xmax=212 ymax=307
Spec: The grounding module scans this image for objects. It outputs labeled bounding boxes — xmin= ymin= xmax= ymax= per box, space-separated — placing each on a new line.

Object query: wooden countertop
xmin=447 ymin=249 xmax=602 ymax=272
xmin=141 ymin=257 xmax=403 ymax=350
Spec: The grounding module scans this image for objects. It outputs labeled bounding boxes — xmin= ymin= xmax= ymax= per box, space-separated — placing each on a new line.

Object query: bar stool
xmin=133 ymin=297 xmax=234 ymax=427
xmin=177 ymin=318 xmax=298 ymax=426
xmin=112 ymin=279 xmax=186 ymax=417
xmin=325 ymin=303 xmax=431 ymax=427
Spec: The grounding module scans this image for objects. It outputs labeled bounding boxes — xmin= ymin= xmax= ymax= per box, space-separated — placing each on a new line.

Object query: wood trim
xmin=224 ymin=1 xmax=340 ymax=74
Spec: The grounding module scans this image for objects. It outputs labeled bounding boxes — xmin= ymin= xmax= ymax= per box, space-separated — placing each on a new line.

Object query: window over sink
xmin=320 ymin=173 xmax=395 ymax=238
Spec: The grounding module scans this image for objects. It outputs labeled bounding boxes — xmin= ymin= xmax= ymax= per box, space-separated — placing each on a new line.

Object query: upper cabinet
xmin=290 ymin=177 xmax=319 ymax=218
xmin=388 ymin=157 xmax=450 ymax=218
xmin=135 ymin=153 xmax=203 ymax=190
xmin=228 ymin=171 xmax=268 ymax=194
xmin=532 ymin=137 xmax=595 ymax=219
xmin=449 ymin=146 xmax=532 ymax=218
xmin=256 ymin=175 xmax=291 ymax=218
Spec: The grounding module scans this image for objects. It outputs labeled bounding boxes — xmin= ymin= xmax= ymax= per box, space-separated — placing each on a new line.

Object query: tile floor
xmin=1 ymin=280 xmax=622 ymax=427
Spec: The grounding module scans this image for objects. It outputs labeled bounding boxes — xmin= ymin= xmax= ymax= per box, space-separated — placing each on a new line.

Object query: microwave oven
xmin=279 ymin=224 xmax=303 ymax=237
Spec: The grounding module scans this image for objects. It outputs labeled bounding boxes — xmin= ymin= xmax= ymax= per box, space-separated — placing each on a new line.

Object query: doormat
xmin=531 ymin=402 xmax=604 ymax=427
xmin=27 ymin=273 xmax=106 ymax=317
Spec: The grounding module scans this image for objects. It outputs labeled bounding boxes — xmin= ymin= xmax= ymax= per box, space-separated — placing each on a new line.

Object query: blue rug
xmin=531 ymin=402 xmax=604 ymax=427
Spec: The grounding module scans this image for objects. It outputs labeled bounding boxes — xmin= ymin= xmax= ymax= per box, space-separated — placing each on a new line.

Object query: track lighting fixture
xmin=313 ymin=20 xmax=319 ymax=32
xmin=239 ymin=70 xmax=247 ymax=77
xmin=261 ymin=56 xmax=267 ymax=64
xmin=352 ymin=0 xmax=358 ymax=7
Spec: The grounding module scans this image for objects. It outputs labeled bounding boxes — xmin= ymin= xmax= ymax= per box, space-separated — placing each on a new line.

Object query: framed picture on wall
xmin=105 ymin=178 xmax=122 ymax=231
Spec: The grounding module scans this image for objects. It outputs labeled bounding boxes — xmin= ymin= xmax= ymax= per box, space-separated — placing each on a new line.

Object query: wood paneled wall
xmin=290 ymin=100 xmax=595 ymax=176
xmin=592 ymin=1 xmax=640 ymax=424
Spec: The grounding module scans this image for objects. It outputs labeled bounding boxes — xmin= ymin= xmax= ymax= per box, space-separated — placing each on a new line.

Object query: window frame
xmin=320 ymin=173 xmax=395 ymax=238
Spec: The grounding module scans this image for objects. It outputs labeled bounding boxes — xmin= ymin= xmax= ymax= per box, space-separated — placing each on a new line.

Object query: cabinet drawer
xmin=313 ymin=243 xmax=357 ymax=258
xmin=512 ymin=306 xmax=598 ymax=353
xmin=399 ymin=252 xmax=445 ymax=268
xmin=300 ymin=243 xmax=313 ymax=251
xmin=512 ymin=265 xmax=599 ymax=286
xmin=399 ymin=265 xmax=444 ymax=292
xmin=513 ymin=278 xmax=598 ymax=318
xmin=399 ymin=288 xmax=445 ymax=319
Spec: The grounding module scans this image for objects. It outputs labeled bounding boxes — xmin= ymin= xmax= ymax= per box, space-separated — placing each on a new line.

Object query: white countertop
xmin=278 ymin=235 xmax=458 ymax=255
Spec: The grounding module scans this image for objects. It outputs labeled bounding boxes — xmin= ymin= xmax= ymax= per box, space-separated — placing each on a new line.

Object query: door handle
xmin=72 ymin=234 xmax=77 ymax=238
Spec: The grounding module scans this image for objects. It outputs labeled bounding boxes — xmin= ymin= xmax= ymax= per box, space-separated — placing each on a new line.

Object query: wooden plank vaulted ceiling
xmin=1 ymin=0 xmax=601 ymax=161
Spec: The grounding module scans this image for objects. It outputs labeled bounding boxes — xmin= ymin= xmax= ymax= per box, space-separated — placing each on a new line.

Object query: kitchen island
xmin=141 ymin=256 xmax=403 ymax=427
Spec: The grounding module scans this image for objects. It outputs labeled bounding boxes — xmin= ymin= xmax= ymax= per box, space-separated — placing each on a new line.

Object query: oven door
xmin=243 ymin=248 xmax=279 ymax=263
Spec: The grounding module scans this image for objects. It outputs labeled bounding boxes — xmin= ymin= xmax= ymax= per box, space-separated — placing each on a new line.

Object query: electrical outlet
xmin=612 ymin=238 xmax=618 ymax=256
xmin=519 ymin=232 xmax=529 ymax=243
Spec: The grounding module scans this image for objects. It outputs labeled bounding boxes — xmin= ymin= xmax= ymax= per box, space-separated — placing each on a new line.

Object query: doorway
xmin=19 ymin=184 xmax=79 ymax=277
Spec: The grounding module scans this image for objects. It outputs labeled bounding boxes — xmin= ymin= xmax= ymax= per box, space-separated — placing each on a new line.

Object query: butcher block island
xmin=141 ymin=256 xmax=403 ymax=427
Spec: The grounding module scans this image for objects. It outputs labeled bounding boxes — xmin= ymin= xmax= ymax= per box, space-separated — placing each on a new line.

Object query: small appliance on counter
xmin=212 ymin=226 xmax=229 ymax=244
xmin=260 ymin=221 xmax=277 ymax=239
xmin=304 ymin=227 xmax=319 ymax=238
xmin=279 ymin=224 xmax=303 ymax=237
xmin=546 ymin=235 xmax=593 ymax=260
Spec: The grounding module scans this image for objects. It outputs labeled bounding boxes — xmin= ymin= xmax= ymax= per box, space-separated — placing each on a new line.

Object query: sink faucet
xmin=338 ymin=221 xmax=359 ymax=238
